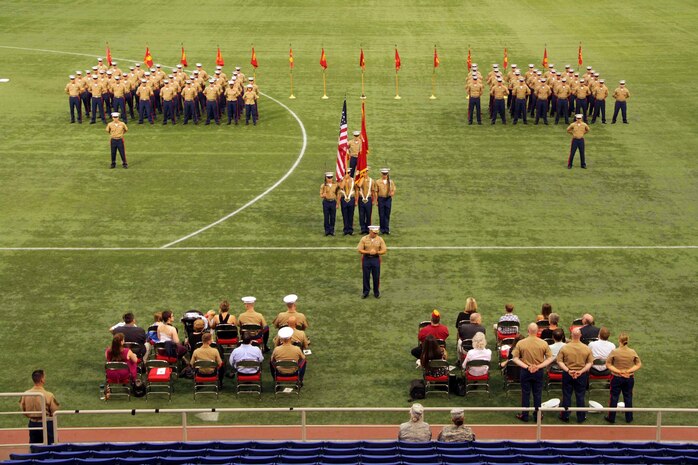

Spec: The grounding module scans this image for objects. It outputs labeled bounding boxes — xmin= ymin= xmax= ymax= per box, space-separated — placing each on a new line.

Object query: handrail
xmin=48 ymin=406 xmax=698 ymax=443
xmin=0 ymin=392 xmax=48 ymax=446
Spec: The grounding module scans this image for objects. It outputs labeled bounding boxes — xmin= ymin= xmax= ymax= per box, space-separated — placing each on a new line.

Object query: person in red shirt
xmin=411 ymin=310 xmax=449 ymax=358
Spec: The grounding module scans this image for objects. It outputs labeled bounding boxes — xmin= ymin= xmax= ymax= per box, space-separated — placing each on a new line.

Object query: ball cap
xmin=111 ymin=112 xmax=120 ymax=117
xmin=575 ymin=114 xmax=583 ymax=119
xmin=283 ymin=294 xmax=298 ymax=304
xmin=278 ymin=326 xmax=294 ymax=339
xmin=368 ymin=225 xmax=380 ymax=231
xmin=241 ymin=296 xmax=256 ymax=304
xmin=432 ymin=309 xmax=440 ymax=318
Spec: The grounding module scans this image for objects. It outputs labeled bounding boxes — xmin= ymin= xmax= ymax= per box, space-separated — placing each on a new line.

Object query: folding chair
xmin=423 ymin=359 xmax=450 ymax=397
xmin=459 ymin=338 xmax=474 ymax=363
xmin=240 ymin=323 xmax=263 ymax=347
xmin=496 ymin=321 xmax=520 ymax=345
xmin=104 ymin=362 xmax=131 ymax=400
xmin=193 ymin=360 xmax=220 ymax=399
xmin=145 ymin=359 xmax=174 ymax=400
xmin=502 ymin=360 xmax=522 ymax=396
xmin=498 ymin=338 xmax=515 ymax=363
xmin=215 ymin=324 xmax=239 ymax=358
xmin=123 ymin=342 xmax=146 ymax=375
xmin=236 ymin=360 xmax=263 ymax=397
xmin=569 ymin=317 xmax=584 ymax=334
xmin=418 ymin=320 xmax=430 ymax=330
xmin=545 ymin=362 xmax=564 ymax=391
xmin=464 ymin=359 xmax=490 ymax=396
xmin=587 ymin=358 xmax=612 ymax=391
xmin=536 ymin=320 xmax=550 ymax=337
xmin=274 ymin=360 xmax=301 ymax=396
xmin=154 ymin=342 xmax=180 ymax=378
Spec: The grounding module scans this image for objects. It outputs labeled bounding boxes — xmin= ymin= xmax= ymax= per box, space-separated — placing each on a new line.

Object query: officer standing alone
xmin=357 ymin=225 xmax=387 ymax=298
xmin=567 ymin=114 xmax=590 ymax=169
xmin=612 ymin=80 xmax=630 ymax=124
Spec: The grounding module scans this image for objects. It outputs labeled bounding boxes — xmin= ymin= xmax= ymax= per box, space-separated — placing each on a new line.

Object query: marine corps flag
xmin=320 ymin=48 xmax=328 ymax=69
xmin=144 ymin=47 xmax=154 ymax=68
xmin=503 ymin=47 xmax=508 ymax=69
xmin=180 ymin=46 xmax=188 ymax=67
xmin=355 ymin=101 xmax=369 ymax=181
xmin=106 ymin=45 xmax=113 ymax=67
xmin=216 ymin=47 xmax=224 ymax=67
xmin=466 ymin=48 xmax=472 ymax=71
xmin=578 ymin=43 xmax=583 ymax=66
xmin=289 ymin=47 xmax=294 ymax=69
xmin=542 ymin=46 xmax=548 ymax=68
xmin=250 ymin=47 xmax=258 ymax=68
xmin=394 ymin=47 xmax=401 ymax=71
xmin=359 ymin=48 xmax=365 ymax=70
xmin=433 ymin=47 xmax=440 ymax=68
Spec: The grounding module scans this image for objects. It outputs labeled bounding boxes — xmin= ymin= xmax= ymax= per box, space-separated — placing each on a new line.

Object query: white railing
xmin=0 ymin=392 xmax=48 ymax=446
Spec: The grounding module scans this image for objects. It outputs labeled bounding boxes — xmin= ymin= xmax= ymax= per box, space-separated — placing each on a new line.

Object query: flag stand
xmin=289 ymin=69 xmax=296 ymax=99
xmin=394 ymin=71 xmax=401 ymax=99
xmin=360 ymin=70 xmax=366 ymax=99
xmin=322 ymin=69 xmax=329 ymax=99
xmin=429 ymin=71 xmax=437 ymax=100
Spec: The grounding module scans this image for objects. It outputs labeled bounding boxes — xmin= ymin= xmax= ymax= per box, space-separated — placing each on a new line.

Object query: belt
xmin=366 ymin=254 xmax=379 ymax=258
xmin=111 ymin=138 xmax=124 ymax=141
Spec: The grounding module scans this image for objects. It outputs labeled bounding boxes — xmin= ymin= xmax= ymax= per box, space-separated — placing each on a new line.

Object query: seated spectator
xmin=437 ymin=408 xmax=475 ymax=442
xmin=411 ymin=310 xmax=449 ymax=359
xmin=273 ymin=315 xmax=310 ymax=350
xmin=158 ymin=310 xmax=188 ymax=359
xmin=455 ymin=297 xmax=478 ymax=328
xmin=589 ymin=327 xmax=616 ymax=372
xmin=270 ymin=326 xmax=307 ymax=383
xmin=580 ymin=313 xmax=601 ymax=341
xmin=540 ymin=312 xmax=565 ymax=341
xmin=111 ymin=312 xmax=146 ymax=359
xmin=210 ymin=300 xmax=236 ymax=329
xmin=497 ymin=304 xmax=520 ymax=335
xmin=420 ymin=335 xmax=448 ymax=377
xmin=458 ymin=312 xmax=486 ymax=355
xmin=185 ymin=319 xmax=206 ymax=354
xmin=105 ymin=333 xmax=137 ymax=382
xmin=549 ymin=328 xmax=567 ymax=357
xmin=230 ymin=334 xmax=264 ymax=374
xmin=190 ymin=332 xmax=223 ymax=384
xmin=398 ymin=403 xmax=431 ymax=442
xmin=238 ymin=296 xmax=271 ymax=352
xmin=539 ymin=303 xmax=553 ymax=322
xmin=462 ymin=332 xmax=491 ymax=376
xmin=182 ymin=309 xmax=210 ymax=331
xmin=145 ymin=312 xmax=163 ymax=361
xmin=273 ymin=294 xmax=309 ymax=330
xmin=500 ymin=333 xmax=524 ymax=368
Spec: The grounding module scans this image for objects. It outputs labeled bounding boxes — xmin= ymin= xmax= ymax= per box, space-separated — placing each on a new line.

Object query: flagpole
xmin=430 ymin=69 xmax=437 ymax=100
xmin=322 ymin=69 xmax=329 ymax=99
xmin=290 ymin=69 xmax=295 ymax=99
xmin=394 ymin=71 xmax=401 ymax=100
xmin=361 ymin=70 xmax=366 ymax=99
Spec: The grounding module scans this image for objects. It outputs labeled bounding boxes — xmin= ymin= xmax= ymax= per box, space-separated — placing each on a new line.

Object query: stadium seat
xmin=235 ymin=359 xmax=263 ymax=397
xmin=464 ymin=359 xmax=490 ymax=396
xmin=588 ymin=358 xmax=612 ymax=391
xmin=274 ymin=360 xmax=301 ymax=396
xmin=560 ymin=454 xmax=603 ymax=464
xmin=238 ymin=455 xmax=280 ymax=465
xmin=400 ymin=454 xmax=440 ymax=465
xmin=423 ymin=359 xmax=450 ymax=397
xmin=283 ymin=447 xmax=322 ymax=457
xmin=193 ymin=360 xmax=220 ymax=399
xmin=318 ymin=454 xmax=361 ymax=464
xmin=120 ymin=457 xmax=160 ymax=464
xmin=439 ymin=452 xmax=480 ymax=463
xmin=104 ymin=361 xmax=132 ymax=400
xmin=360 ymin=454 xmax=400 ymax=464
xmin=145 ymin=359 xmax=174 ymax=400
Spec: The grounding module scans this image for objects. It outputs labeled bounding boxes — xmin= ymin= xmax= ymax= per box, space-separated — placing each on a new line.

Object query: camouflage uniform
xmin=437 ymin=424 xmax=475 ymax=442
xmin=398 ymin=420 xmax=432 ymax=442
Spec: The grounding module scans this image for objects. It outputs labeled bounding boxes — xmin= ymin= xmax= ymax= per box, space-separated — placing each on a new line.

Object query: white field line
xmin=0 ymin=45 xmax=309 ymax=249
xmin=0 ymin=246 xmax=696 ymax=252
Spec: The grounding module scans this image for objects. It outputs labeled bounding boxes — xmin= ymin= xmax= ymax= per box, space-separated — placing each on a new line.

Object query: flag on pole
xmin=503 ymin=48 xmax=508 ymax=69
xmin=466 ymin=48 xmax=472 ymax=71
xmin=542 ymin=47 xmax=548 ymax=68
xmin=216 ymin=47 xmax=225 ymax=67
xmin=355 ymin=102 xmax=369 ymax=181
xmin=320 ymin=48 xmax=328 ymax=69
xmin=144 ymin=47 xmax=154 ymax=68
xmin=289 ymin=47 xmax=294 ymax=69
xmin=335 ymin=100 xmax=348 ymax=181
xmin=250 ymin=47 xmax=258 ymax=68
xmin=106 ymin=45 xmax=113 ymax=66
xmin=394 ymin=48 xmax=401 ymax=71
xmin=359 ymin=48 xmax=365 ymax=70
xmin=180 ymin=46 xmax=188 ymax=67
xmin=578 ymin=43 xmax=583 ymax=66
xmin=433 ymin=47 xmax=440 ymax=68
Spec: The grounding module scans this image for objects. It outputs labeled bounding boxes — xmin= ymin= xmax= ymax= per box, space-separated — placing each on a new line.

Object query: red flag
xmin=578 ymin=43 xmax=583 ymax=66
xmin=335 ymin=99 xmax=348 ymax=181
xmin=394 ymin=48 xmax=401 ymax=71
xmin=503 ymin=48 xmax=508 ymax=70
xmin=466 ymin=48 xmax=472 ymax=71
xmin=216 ymin=47 xmax=225 ymax=67
xmin=359 ymin=48 xmax=365 ymax=70
xmin=106 ymin=46 xmax=113 ymax=67
xmin=433 ymin=47 xmax=440 ymax=68
xmin=355 ymin=102 xmax=369 ymax=181
xmin=289 ymin=48 xmax=294 ymax=69
xmin=180 ymin=46 xmax=188 ymax=67
xmin=542 ymin=47 xmax=548 ymax=68
xmin=144 ymin=47 xmax=154 ymax=68
xmin=320 ymin=48 xmax=328 ymax=69
xmin=250 ymin=47 xmax=258 ymax=68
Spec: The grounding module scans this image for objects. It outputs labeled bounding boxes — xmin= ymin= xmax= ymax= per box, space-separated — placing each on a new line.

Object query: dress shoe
xmin=362 ymin=293 xmax=369 ymax=299
xmin=515 ymin=414 xmax=529 ymax=422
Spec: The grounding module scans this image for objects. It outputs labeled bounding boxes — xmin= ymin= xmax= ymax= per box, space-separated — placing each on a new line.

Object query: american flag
xmin=335 ymin=100 xmax=348 ymax=181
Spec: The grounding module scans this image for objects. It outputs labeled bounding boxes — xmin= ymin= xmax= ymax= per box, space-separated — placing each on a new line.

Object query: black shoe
xmin=90 ymin=121 xmax=96 ymax=124
xmin=123 ymin=164 xmax=128 ymax=169
xmin=325 ymin=233 xmax=330 ymax=236
xmin=623 ymin=121 xmax=628 ymax=124
xmin=602 ymin=121 xmax=606 ymax=124
xmin=544 ymin=122 xmax=548 ymax=125
xmin=70 ymin=120 xmax=75 ymax=124
xmin=515 ymin=414 xmax=529 ymax=422
xmin=343 ymin=232 xmax=349 ymax=236
xmin=577 ymin=416 xmax=587 ymax=424
xmin=513 ymin=121 xmax=517 ymax=125
xmin=604 ymin=416 xmax=615 ymax=424
xmin=523 ymin=121 xmax=527 ymax=125
xmin=612 ymin=121 xmax=616 ymax=124
xmin=558 ymin=413 xmax=570 ymax=423
xmin=205 ymin=122 xmax=210 ymax=125
xmin=468 ymin=122 xmax=472 ymax=125
xmin=581 ymin=165 xmax=587 ymax=169
xmin=110 ymin=164 xmax=116 ymax=169
xmin=374 ymin=293 xmax=380 ymax=299
xmin=263 ymin=346 xmax=270 ymax=354
xmin=362 ymin=293 xmax=369 ymax=299
xmin=491 ymin=121 xmax=495 ymax=125
xmin=477 ymin=122 xmax=482 ymax=125
xmin=138 ymin=121 xmax=143 ymax=124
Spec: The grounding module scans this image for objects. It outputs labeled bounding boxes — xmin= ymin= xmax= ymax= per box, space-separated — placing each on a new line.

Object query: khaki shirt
xmin=191 ymin=345 xmax=222 ymax=374
xmin=111 ymin=82 xmax=127 ymax=98
xmin=347 ymin=137 xmax=362 ymax=157
xmin=243 ymin=89 xmax=257 ymax=104
xmin=536 ymin=84 xmax=552 ymax=100
xmin=225 ymin=87 xmax=238 ymax=101
xmin=513 ymin=84 xmax=530 ymax=99
xmin=273 ymin=311 xmax=309 ymax=330
xmin=273 ymin=327 xmax=310 ymax=350
xmin=575 ymin=85 xmax=590 ymax=99
xmin=20 ymin=386 xmax=60 ymax=420
xmin=65 ymin=82 xmax=81 ymax=97
xmin=88 ymin=80 xmax=104 ymax=96
xmin=238 ymin=310 xmax=267 ymax=327
xmin=490 ymin=84 xmax=509 ymax=99
xmin=557 ymin=340 xmax=593 ymax=371
xmin=271 ymin=343 xmax=305 ymax=373
xmin=197 ymin=68 xmax=209 ymax=81
xmin=376 ymin=178 xmax=395 ymax=198
xmin=357 ymin=234 xmax=387 ymax=256
xmin=320 ymin=182 xmax=340 ymax=201
xmin=512 ymin=335 xmax=552 ymax=366
xmin=607 ymin=345 xmax=641 ymax=371
xmin=136 ymin=85 xmax=153 ymax=100
xmin=204 ymin=86 xmax=219 ymax=101
xmin=355 ymin=177 xmax=376 ymax=203
xmin=567 ymin=121 xmax=590 ymax=139
xmin=555 ymin=84 xmax=571 ymax=99
xmin=106 ymin=121 xmax=128 ymax=139
xmin=594 ymin=84 xmax=608 ymax=100
xmin=182 ymin=87 xmax=197 ymax=101
xmin=466 ymin=82 xmax=484 ymax=98
xmin=160 ymin=86 xmax=175 ymax=101
xmin=338 ymin=178 xmax=355 ymax=200
xmin=613 ymin=87 xmax=630 ymax=101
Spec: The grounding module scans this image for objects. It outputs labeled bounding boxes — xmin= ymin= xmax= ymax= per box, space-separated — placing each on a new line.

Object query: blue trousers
xmin=183 ymin=101 xmax=197 ymax=124
xmin=377 ymin=196 xmax=392 ymax=233
xmin=138 ymin=100 xmax=153 ymax=123
xmin=81 ymin=92 xmax=91 ymax=115
xmin=576 ymin=99 xmax=588 ymax=121
xmin=468 ymin=97 xmax=481 ymax=123
xmin=226 ymin=101 xmax=238 ymax=123
xmin=91 ymin=97 xmax=105 ymax=123
xmin=358 ymin=198 xmax=373 ymax=234
xmin=349 ymin=157 xmax=358 ymax=177
xmin=110 ymin=138 xmax=127 ymax=166
xmin=245 ymin=104 xmax=257 ymax=124
xmin=340 ymin=198 xmax=355 ymax=234
xmin=362 ymin=255 xmax=380 ymax=296
xmin=112 ymin=97 xmax=126 ymax=123
xmin=568 ymin=138 xmax=586 ymax=168
xmin=612 ymin=101 xmax=627 ymax=123
xmin=69 ymin=96 xmax=82 ymax=122
xmin=28 ymin=420 xmax=54 ymax=445
xmin=561 ymin=372 xmax=589 ymax=422
xmin=162 ymin=100 xmax=175 ymax=124
xmin=519 ymin=369 xmax=544 ymax=420
xmin=322 ymin=199 xmax=336 ymax=235
xmin=491 ymin=99 xmax=506 ymax=123
xmin=608 ymin=375 xmax=635 ymax=422
xmin=593 ymin=99 xmax=606 ymax=123
xmin=206 ymin=101 xmax=219 ymax=124
xmin=535 ymin=99 xmax=548 ymax=124
xmin=513 ymin=98 xmax=527 ymax=123
xmin=556 ymin=99 xmax=569 ymax=124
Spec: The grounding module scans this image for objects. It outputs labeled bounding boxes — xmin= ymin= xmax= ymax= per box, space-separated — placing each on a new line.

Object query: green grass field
xmin=1 ymin=0 xmax=697 ymax=430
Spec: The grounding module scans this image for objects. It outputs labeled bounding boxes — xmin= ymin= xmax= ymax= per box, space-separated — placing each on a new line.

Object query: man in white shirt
xmin=549 ymin=328 xmax=567 ymax=357
xmin=588 ymin=327 xmax=615 ymax=372
xmin=229 ymin=334 xmax=264 ymax=374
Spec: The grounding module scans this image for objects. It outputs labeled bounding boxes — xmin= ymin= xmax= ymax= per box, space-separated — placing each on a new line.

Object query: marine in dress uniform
xmin=512 ymin=77 xmax=530 ymax=125
xmin=76 ymin=71 xmax=91 ymax=118
xmin=319 ymin=172 xmax=340 ymax=236
xmin=238 ymin=296 xmax=271 ymax=352
xmin=355 ymin=168 xmax=376 ymax=235
xmin=490 ymin=78 xmax=509 ymax=124
xmin=204 ymin=79 xmax=220 ymax=125
xmin=604 ymin=333 xmax=642 ymax=424
xmin=554 ymin=78 xmax=571 ymax=125
xmin=111 ymin=75 xmax=128 ymax=123
xmin=182 ymin=80 xmax=198 ymax=124
xmin=612 ymin=80 xmax=630 ymax=124
xmin=357 ymin=225 xmax=387 ymax=298
xmin=376 ymin=168 xmax=396 ymax=235
xmin=338 ymin=173 xmax=356 ymax=235
xmin=160 ymin=80 xmax=176 ymax=125
xmin=136 ymin=79 xmax=154 ymax=124
xmin=65 ymin=75 xmax=82 ymax=123
xmin=567 ymin=114 xmax=590 ymax=169
xmin=105 ymin=112 xmax=128 ymax=169
xmin=88 ymin=75 xmax=106 ymax=124
xmin=346 ymin=131 xmax=362 ymax=176
xmin=243 ymin=84 xmax=258 ymax=125
xmin=465 ymin=75 xmax=484 ymax=125
xmin=574 ymin=79 xmax=590 ymax=122
xmin=556 ymin=329 xmax=594 ymax=423
xmin=225 ymin=80 xmax=239 ymax=125
xmin=535 ymin=78 xmax=551 ymax=125
xmin=591 ymin=79 xmax=608 ymax=124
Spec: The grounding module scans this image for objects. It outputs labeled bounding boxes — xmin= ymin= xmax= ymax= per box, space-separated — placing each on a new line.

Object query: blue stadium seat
xmin=649 ymin=457 xmax=685 ymax=465
xmin=470 ymin=441 xmax=508 ymax=449
xmin=30 ymin=459 xmax=75 ymax=465
xmin=396 ymin=442 xmax=434 ymax=450
xmin=198 ymin=457 xmax=241 ymax=465
xmin=134 ymin=442 xmax=181 ymax=451
xmin=277 ymin=455 xmax=322 ymax=464
xmin=10 ymin=451 xmax=52 ymax=461
xmin=327 ymin=441 xmax=362 ymax=449
xmin=439 ymin=452 xmax=480 ymax=463
xmin=560 ymin=454 xmax=603 ymax=464
xmin=30 ymin=444 xmax=70 ymax=453
xmin=92 ymin=450 xmax=133 ymax=459
xmin=360 ymin=454 xmax=401 ymax=464
xmin=119 ymin=457 xmax=160 ymax=465
xmin=282 ymin=448 xmax=322 ymax=457
xmin=238 ymin=455 xmax=281 ymax=465
xmin=76 ymin=458 xmax=118 ymax=464
xmin=323 ymin=447 xmax=362 ymax=456
xmin=360 ymin=447 xmax=398 ymax=456
xmin=203 ymin=449 xmax=247 ymax=458
xmin=434 ymin=442 xmax=474 ymax=453
xmin=217 ymin=441 xmax=255 ymax=451
xmin=159 ymin=457 xmax=202 ymax=465
xmin=507 ymin=441 xmax=548 ymax=450
xmin=478 ymin=454 xmax=522 ymax=464
xmin=320 ymin=454 xmax=361 ymax=464
xmin=399 ymin=454 xmax=440 ymax=465
xmin=472 ymin=446 xmax=510 ymax=456
xmin=517 ymin=453 xmax=560 ymax=463
xmin=397 ymin=446 xmax=434 ymax=456
xmin=1 ymin=460 xmax=35 ymax=465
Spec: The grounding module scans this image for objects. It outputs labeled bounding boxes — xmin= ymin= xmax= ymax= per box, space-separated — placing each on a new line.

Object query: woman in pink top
xmin=105 ymin=333 xmax=138 ymax=382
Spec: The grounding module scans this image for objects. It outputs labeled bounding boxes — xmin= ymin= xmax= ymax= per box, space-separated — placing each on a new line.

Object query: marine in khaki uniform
xmin=490 ymin=78 xmax=509 ymax=124
xmin=204 ymin=79 xmax=220 ymax=125
xmin=556 ymin=329 xmax=594 ymax=423
xmin=270 ymin=326 xmax=307 ymax=383
xmin=88 ymin=75 xmax=106 ymax=124
xmin=20 ymin=370 xmax=60 ymax=445
xmin=272 ymin=315 xmax=310 ymax=350
xmin=96 ymin=58 xmax=108 ymax=73
xmin=111 ymin=75 xmax=129 ymax=123
xmin=338 ymin=173 xmax=356 ymax=235
xmin=554 ymin=78 xmax=572 ymax=124
xmin=591 ymin=79 xmax=609 ymax=124
xmin=346 ymin=131 xmax=362 ymax=176
xmin=105 ymin=112 xmax=128 ymax=169
xmin=273 ymin=294 xmax=309 ymax=330
xmin=357 ymin=225 xmax=387 ymax=298
xmin=466 ymin=75 xmax=484 ymax=125
xmin=224 ymin=80 xmax=240 ymax=125
xmin=375 ymin=168 xmax=396 ymax=235
xmin=136 ymin=79 xmax=154 ymax=124
xmin=355 ymin=167 xmax=377 ymax=235
xmin=567 ymin=114 xmax=590 ymax=169
xmin=65 ymin=75 xmax=82 ymax=123
xmin=243 ymin=84 xmax=258 ymax=125
xmin=238 ymin=296 xmax=270 ymax=352
xmin=511 ymin=323 xmax=555 ymax=422
xmin=512 ymin=77 xmax=530 ymax=125
xmin=604 ymin=332 xmax=642 ymax=424
xmin=612 ymin=80 xmax=630 ymax=124
xmin=574 ymin=79 xmax=591 ymax=122
xmin=75 ymin=71 xmax=91 ymax=118
xmin=160 ymin=80 xmax=176 ymax=125
xmin=320 ymin=172 xmax=340 ymax=236
xmin=535 ymin=79 xmax=552 ymax=125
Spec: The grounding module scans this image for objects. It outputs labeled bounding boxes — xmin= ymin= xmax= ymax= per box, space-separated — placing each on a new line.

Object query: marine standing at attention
xmin=612 ymin=80 xmax=630 ymax=124
xmin=376 ymin=168 xmax=396 ymax=235
xmin=320 ymin=172 xmax=340 ymax=236
xmin=65 ymin=75 xmax=82 ymax=123
xmin=355 ymin=167 xmax=376 ymax=235
xmin=338 ymin=173 xmax=356 ymax=236
xmin=106 ymin=112 xmax=128 ymax=169
xmin=466 ymin=75 xmax=484 ymax=125
xmin=567 ymin=114 xmax=590 ymax=169
xmin=357 ymin=225 xmax=387 ymax=298
xmin=346 ymin=130 xmax=362 ymax=177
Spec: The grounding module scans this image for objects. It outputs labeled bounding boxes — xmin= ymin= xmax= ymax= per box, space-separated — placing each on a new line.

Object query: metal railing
xmin=45 ymin=406 xmax=698 ymax=443
xmin=0 ymin=392 xmax=48 ymax=446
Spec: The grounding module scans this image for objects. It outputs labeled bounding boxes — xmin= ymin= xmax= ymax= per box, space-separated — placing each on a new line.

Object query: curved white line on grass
xmin=160 ymin=93 xmax=307 ymax=248
xmin=0 ymin=45 xmax=308 ymax=249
